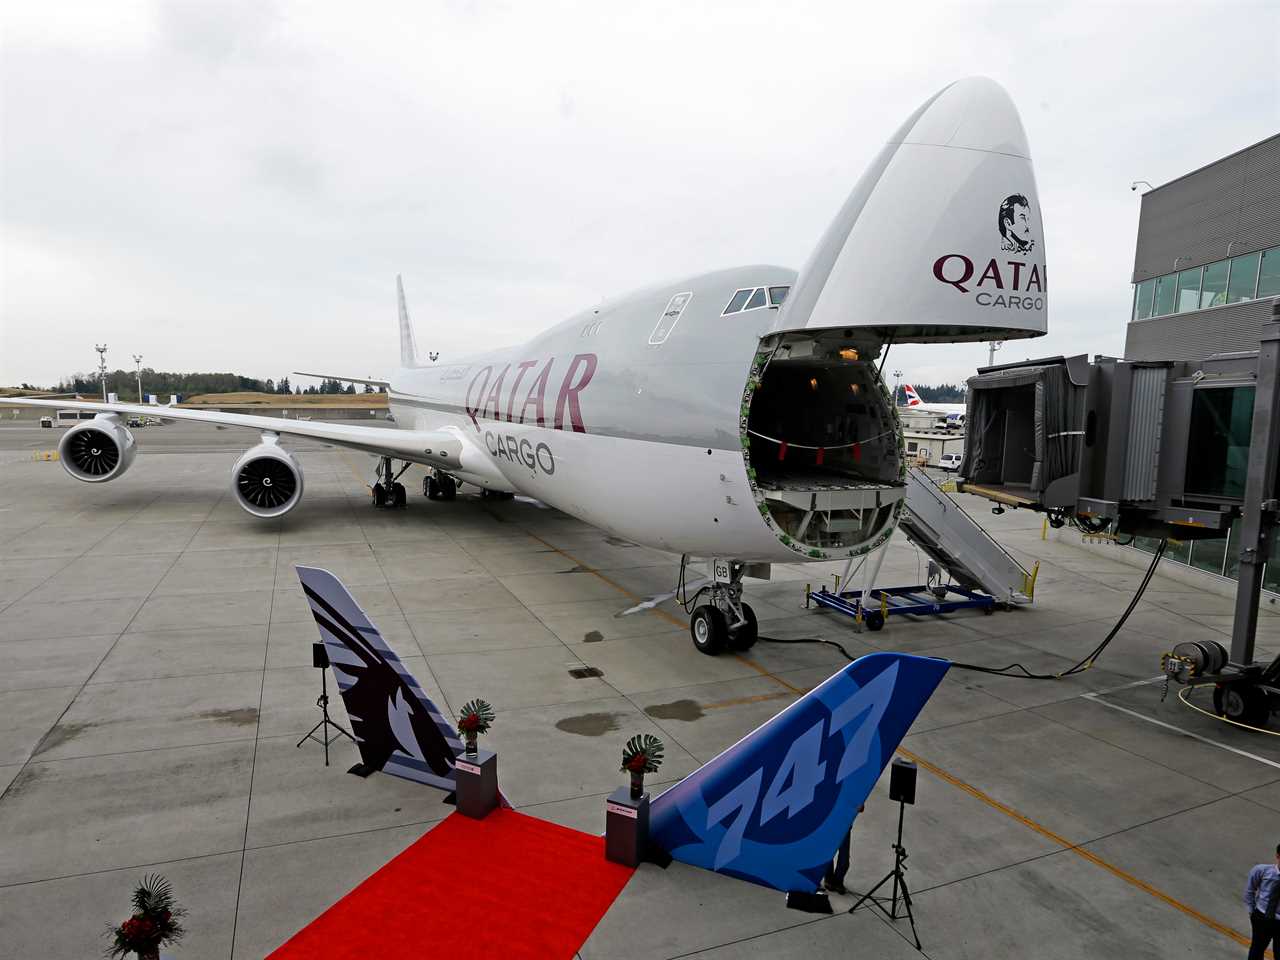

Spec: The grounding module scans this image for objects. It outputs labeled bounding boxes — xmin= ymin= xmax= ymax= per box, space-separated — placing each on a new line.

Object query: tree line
xmin=51 ymin=371 xmax=385 ymax=397
xmin=902 ymin=382 xmax=967 ymax=403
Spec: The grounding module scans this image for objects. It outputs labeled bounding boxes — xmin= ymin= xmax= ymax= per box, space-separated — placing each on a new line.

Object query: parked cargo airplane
xmin=7 ymin=77 xmax=1046 ymax=655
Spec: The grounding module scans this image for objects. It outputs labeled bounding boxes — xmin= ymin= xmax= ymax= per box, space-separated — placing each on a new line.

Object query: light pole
xmin=892 ymin=369 xmax=903 ymax=406
xmin=95 ymin=344 xmax=108 ymax=401
xmin=132 ymin=354 xmax=144 ymax=404
xmin=987 ymin=340 xmax=1003 ymax=368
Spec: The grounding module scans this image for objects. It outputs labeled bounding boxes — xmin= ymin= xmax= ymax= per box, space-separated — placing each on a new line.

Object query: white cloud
xmin=2 ymin=0 xmax=1277 ymax=386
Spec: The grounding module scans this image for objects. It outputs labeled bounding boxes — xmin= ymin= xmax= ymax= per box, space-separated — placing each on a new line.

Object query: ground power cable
xmin=748 ymin=539 xmax=1169 ymax=682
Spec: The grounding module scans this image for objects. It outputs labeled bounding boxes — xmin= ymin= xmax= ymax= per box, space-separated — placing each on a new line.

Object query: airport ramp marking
xmin=897 ymin=746 xmax=1271 ymax=957
xmin=1082 ymin=690 xmax=1280 ymax=770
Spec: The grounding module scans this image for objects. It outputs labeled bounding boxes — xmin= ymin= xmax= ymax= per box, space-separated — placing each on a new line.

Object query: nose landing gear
xmin=689 ymin=560 xmax=758 ymax=655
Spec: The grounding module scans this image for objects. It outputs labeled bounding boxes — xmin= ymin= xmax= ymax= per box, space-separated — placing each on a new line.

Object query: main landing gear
xmin=689 ymin=560 xmax=758 ymax=656
xmin=424 ymin=468 xmax=457 ymax=501
xmin=371 ymin=455 xmax=409 ymax=509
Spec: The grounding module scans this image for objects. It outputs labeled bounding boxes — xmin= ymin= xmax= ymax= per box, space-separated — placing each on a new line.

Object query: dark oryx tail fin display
xmin=648 ymin=652 xmax=948 ymax=893
xmin=295 ymin=565 xmax=462 ymax=790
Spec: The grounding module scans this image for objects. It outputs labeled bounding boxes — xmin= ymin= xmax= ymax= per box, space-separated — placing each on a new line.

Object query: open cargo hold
xmin=745 ymin=334 xmax=904 ymax=556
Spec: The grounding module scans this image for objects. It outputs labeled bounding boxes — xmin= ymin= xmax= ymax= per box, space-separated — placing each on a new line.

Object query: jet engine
xmin=58 ymin=415 xmax=137 ymax=482
xmin=232 ymin=437 xmax=304 ymax=518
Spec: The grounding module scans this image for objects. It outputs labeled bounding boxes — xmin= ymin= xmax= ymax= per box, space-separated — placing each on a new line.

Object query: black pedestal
xmin=454 ymin=749 xmax=498 ymax=820
xmin=605 ymin=786 xmax=649 ymax=867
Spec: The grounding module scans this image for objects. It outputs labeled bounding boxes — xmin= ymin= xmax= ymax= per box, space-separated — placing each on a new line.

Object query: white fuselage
xmin=383 ymin=264 xmax=903 ymax=564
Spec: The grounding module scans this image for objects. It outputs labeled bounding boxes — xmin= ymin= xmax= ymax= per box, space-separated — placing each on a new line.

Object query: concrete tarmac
xmin=1 ymin=420 xmax=1277 ymax=959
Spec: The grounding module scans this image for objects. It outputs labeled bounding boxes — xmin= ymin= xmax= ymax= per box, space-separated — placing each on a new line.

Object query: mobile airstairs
xmin=808 ymin=468 xmax=1037 ymax=630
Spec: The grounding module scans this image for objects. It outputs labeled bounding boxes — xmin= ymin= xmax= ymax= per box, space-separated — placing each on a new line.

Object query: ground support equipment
xmin=807 ymin=582 xmax=995 ymax=631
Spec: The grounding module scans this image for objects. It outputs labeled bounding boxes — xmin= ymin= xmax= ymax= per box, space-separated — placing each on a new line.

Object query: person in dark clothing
xmin=823 ymin=804 xmax=864 ymax=895
xmin=1246 ymin=842 xmax=1280 ymax=960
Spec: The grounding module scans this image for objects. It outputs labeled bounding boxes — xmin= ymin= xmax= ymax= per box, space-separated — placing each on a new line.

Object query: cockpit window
xmin=723 ymin=289 xmax=753 ymax=315
xmin=724 ymin=285 xmax=781 ymax=315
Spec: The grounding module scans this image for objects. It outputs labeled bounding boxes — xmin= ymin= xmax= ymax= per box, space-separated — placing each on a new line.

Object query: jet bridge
xmin=899 ymin=467 xmax=1036 ymax=605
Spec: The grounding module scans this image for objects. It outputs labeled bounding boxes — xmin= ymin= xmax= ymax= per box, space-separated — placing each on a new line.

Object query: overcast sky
xmin=2 ymin=1 xmax=1278 ymax=389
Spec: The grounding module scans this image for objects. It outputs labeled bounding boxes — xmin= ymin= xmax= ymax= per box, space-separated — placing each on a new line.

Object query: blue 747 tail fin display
xmin=649 ymin=652 xmax=948 ymax=893
xmin=295 ymin=565 xmax=464 ymax=791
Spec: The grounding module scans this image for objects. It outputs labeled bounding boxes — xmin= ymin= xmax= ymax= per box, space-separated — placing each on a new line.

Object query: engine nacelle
xmin=232 ymin=437 xmax=304 ymax=518
xmin=58 ymin=415 xmax=137 ymax=483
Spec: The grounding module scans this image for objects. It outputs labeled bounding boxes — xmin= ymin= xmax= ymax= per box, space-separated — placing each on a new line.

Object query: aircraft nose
xmin=892 ymin=76 xmax=1031 ymax=158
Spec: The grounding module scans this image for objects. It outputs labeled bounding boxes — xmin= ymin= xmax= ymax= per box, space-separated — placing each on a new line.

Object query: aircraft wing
xmin=292 ymin=372 xmax=392 ymax=389
xmin=1 ymin=396 xmax=464 ymax=466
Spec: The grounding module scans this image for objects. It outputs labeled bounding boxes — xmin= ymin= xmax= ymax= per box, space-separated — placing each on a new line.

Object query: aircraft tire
xmin=392 ymin=482 xmax=407 ymax=508
xmin=426 ymin=476 xmax=440 ymax=500
xmin=728 ymin=603 xmax=758 ymax=650
xmin=371 ymin=482 xmax=387 ymax=507
xmin=690 ymin=605 xmax=727 ymax=656
xmin=440 ymin=476 xmax=457 ymax=501
xmin=1214 ymin=683 xmax=1270 ymax=728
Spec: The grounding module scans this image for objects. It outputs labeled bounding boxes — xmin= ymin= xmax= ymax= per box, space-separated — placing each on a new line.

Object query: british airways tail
xmin=295 ymin=565 xmax=462 ymax=790
xmin=903 ymin=384 xmax=923 ymax=406
xmin=649 ymin=652 xmax=948 ymax=893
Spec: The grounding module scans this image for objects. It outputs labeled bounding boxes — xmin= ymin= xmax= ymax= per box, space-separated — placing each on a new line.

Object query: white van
xmin=938 ymin=453 xmax=963 ymax=472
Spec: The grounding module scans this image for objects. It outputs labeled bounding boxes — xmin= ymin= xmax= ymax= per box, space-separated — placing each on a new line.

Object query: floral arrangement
xmin=457 ymin=699 xmax=495 ymax=738
xmin=621 ymin=733 xmax=665 ymax=775
xmin=457 ymin=698 xmax=495 ymax=756
xmin=105 ymin=874 xmax=185 ymax=959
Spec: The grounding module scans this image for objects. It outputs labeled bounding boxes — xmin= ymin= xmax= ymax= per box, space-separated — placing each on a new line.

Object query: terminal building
xmin=1123 ymin=134 xmax=1280 ymax=586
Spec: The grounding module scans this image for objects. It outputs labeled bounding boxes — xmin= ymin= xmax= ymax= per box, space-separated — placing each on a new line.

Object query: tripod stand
xmin=296 ymin=644 xmax=355 ymax=766
xmin=850 ymin=799 xmax=921 ymax=950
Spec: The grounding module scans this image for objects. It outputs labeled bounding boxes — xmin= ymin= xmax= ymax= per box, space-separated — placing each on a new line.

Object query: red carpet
xmin=269 ymin=808 xmax=636 ymax=959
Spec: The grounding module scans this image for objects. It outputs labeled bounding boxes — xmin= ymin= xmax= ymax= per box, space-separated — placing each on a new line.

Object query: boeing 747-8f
xmin=7 ymin=77 xmax=1047 ymax=654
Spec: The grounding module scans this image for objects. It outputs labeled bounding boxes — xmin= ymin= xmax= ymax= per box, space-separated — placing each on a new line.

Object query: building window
xmin=1226 ymin=251 xmax=1261 ymax=303
xmin=1189 ymin=535 xmax=1228 ymax=576
xmin=1259 ymin=248 xmax=1280 ymax=299
xmin=1165 ymin=538 xmax=1191 ymax=564
xmin=1200 ymin=260 xmax=1229 ymax=308
xmin=1133 ymin=279 xmax=1155 ymax=320
xmin=1153 ymin=274 xmax=1176 ymax=316
xmin=1175 ymin=267 xmax=1202 ymax=313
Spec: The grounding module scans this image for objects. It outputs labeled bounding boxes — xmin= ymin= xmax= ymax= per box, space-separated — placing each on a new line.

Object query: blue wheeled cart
xmin=806 ymin=583 xmax=996 ymax=631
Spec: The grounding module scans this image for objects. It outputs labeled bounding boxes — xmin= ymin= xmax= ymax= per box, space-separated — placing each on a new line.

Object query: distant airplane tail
xmin=397 ymin=275 xmax=421 ymax=368
xmin=296 ymin=565 xmax=461 ymax=790
xmin=649 ymin=652 xmax=948 ymax=893
xmin=903 ymin=384 xmax=923 ymax=406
